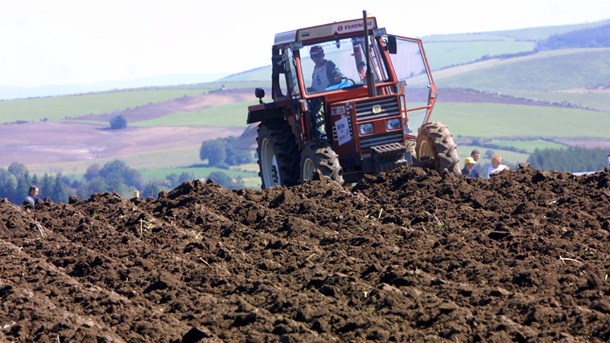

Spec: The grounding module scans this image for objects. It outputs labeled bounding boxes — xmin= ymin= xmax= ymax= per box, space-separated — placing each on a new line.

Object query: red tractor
xmin=247 ymin=12 xmax=460 ymax=188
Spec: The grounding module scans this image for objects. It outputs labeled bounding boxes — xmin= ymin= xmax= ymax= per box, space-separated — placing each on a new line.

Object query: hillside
xmin=1 ymin=19 xmax=610 ymax=182
xmin=0 ymin=89 xmax=252 ymax=168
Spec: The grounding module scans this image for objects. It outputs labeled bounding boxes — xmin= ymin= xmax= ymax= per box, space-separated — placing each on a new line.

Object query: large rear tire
xmin=299 ymin=140 xmax=344 ymax=185
xmin=416 ymin=122 xmax=461 ymax=175
xmin=257 ymin=120 xmax=299 ymax=188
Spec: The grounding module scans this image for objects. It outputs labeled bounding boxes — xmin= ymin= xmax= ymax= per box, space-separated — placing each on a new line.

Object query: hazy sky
xmin=2 ymin=0 xmax=609 ymax=88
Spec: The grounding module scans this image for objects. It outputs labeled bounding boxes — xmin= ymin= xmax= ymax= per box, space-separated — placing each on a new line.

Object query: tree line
xmin=2 ymin=141 xmax=607 ymax=204
xmin=0 ymin=160 xmax=155 ymax=205
xmin=536 ymin=23 xmax=610 ymax=51
xmin=526 ymin=147 xmax=609 ymax=173
xmin=0 ymin=160 xmax=247 ymax=205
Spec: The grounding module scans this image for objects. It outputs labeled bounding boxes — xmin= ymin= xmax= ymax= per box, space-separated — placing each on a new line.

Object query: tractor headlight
xmin=359 ymin=123 xmax=374 ymax=135
xmin=386 ymin=118 xmax=401 ymax=130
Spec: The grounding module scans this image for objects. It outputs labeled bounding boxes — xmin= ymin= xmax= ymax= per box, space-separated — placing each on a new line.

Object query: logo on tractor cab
xmin=333 ymin=19 xmax=376 ymax=35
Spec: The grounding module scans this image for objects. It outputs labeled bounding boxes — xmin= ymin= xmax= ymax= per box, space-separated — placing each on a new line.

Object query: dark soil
xmin=1 ymin=164 xmax=609 ymax=342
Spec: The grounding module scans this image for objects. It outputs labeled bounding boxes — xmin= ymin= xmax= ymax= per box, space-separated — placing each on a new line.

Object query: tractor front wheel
xmin=257 ymin=120 xmax=299 ymax=188
xmin=416 ymin=122 xmax=461 ymax=175
xmin=299 ymin=140 xmax=344 ymax=185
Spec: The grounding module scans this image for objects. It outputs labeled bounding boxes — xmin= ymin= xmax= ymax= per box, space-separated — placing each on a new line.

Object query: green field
xmin=435 ymin=48 xmax=610 ymax=92
xmin=0 ymin=87 xmax=218 ymax=123
xmin=424 ymin=41 xmax=536 ymax=70
xmin=510 ymin=91 xmax=610 ymax=112
xmin=487 ymin=139 xmax=566 ymax=153
xmin=134 ymin=101 xmax=251 ymax=127
xmin=433 ymin=102 xmax=610 ymax=138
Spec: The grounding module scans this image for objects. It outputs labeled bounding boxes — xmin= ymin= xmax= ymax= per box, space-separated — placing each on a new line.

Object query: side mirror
xmin=255 ymin=88 xmax=265 ymax=104
xmin=387 ymin=35 xmax=397 ymax=54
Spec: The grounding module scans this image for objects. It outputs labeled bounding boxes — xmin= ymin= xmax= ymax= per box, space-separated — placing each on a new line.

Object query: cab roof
xmin=274 ymin=17 xmax=378 ymax=46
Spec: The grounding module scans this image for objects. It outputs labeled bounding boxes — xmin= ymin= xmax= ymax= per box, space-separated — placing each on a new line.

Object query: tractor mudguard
xmin=247 ymin=106 xmax=285 ymax=124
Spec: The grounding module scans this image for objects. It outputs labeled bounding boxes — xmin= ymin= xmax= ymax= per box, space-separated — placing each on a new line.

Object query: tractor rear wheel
xmin=257 ymin=120 xmax=299 ymax=188
xmin=416 ymin=122 xmax=461 ymax=175
xmin=299 ymin=140 xmax=344 ymax=185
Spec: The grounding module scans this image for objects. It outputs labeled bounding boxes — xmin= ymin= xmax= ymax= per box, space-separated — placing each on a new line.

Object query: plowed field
xmin=1 ymin=165 xmax=609 ymax=342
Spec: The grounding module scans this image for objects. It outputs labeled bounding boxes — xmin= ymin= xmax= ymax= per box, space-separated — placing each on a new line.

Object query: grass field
xmin=433 ymin=102 xmax=610 ymax=138
xmin=0 ymin=87 xmax=219 ymax=123
xmin=134 ymin=101 xmax=251 ymax=127
xmin=487 ymin=139 xmax=566 ymax=153
xmin=435 ymin=48 xmax=610 ymax=92
xmin=510 ymin=91 xmax=610 ymax=112
xmin=424 ymin=41 xmax=536 ymax=70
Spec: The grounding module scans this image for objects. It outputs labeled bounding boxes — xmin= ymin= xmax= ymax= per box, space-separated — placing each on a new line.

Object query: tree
xmin=84 ymin=163 xmax=101 ymax=181
xmin=207 ymin=171 xmax=244 ymax=190
xmin=75 ymin=160 xmax=143 ymax=198
xmin=200 ymin=139 xmax=227 ymax=166
xmin=97 ymin=160 xmax=142 ymax=189
xmin=109 ymin=115 xmax=127 ymax=130
xmin=200 ymin=136 xmax=254 ymax=166
xmin=77 ymin=176 xmax=109 ymax=198
xmin=8 ymin=162 xmax=28 ymax=178
xmin=225 ymin=137 xmax=254 ymax=165
xmin=165 ymin=172 xmax=193 ymax=188
xmin=0 ymin=169 xmax=18 ymax=203
xmin=53 ymin=174 xmax=70 ymax=202
xmin=142 ymin=182 xmax=161 ymax=198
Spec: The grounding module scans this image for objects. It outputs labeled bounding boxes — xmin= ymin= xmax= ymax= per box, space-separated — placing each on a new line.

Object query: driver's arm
xmin=326 ymin=60 xmax=343 ymax=86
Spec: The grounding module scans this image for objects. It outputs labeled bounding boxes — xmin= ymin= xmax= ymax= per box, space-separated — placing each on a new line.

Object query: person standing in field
xmin=462 ymin=157 xmax=479 ymax=178
xmin=470 ymin=149 xmax=481 ymax=177
xmin=23 ymin=185 xmax=39 ymax=206
xmin=487 ymin=154 xmax=510 ymax=178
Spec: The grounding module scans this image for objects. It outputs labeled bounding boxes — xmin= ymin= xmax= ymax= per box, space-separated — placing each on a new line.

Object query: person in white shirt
xmin=487 ymin=154 xmax=510 ymax=178
xmin=309 ymin=45 xmax=343 ymax=92
xmin=307 ymin=45 xmax=344 ymax=140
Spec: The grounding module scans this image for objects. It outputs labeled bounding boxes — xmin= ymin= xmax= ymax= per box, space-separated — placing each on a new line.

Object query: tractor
xmin=247 ymin=12 xmax=460 ymax=188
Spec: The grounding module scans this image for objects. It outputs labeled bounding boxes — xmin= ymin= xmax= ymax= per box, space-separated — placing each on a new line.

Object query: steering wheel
xmin=341 ymin=77 xmax=357 ymax=86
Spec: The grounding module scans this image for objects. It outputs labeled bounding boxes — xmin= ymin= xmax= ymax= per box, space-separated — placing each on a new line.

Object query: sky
xmin=1 ymin=0 xmax=609 ymax=90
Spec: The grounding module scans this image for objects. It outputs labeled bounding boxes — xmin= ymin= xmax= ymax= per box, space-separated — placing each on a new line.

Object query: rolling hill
xmin=1 ymin=19 xmax=610 ymax=186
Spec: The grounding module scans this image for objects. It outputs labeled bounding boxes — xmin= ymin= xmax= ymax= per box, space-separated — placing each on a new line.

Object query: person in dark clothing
xmin=23 ymin=185 xmax=39 ymax=206
xmin=462 ymin=157 xmax=479 ymax=178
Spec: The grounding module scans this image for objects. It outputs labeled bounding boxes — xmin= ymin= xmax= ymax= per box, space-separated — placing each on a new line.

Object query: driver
xmin=309 ymin=45 xmax=343 ymax=92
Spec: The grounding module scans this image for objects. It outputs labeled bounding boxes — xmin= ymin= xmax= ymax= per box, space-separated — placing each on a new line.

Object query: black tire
xmin=405 ymin=138 xmax=417 ymax=160
xmin=299 ymin=140 xmax=344 ymax=185
xmin=256 ymin=120 xmax=299 ymax=188
xmin=416 ymin=122 xmax=461 ymax=175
